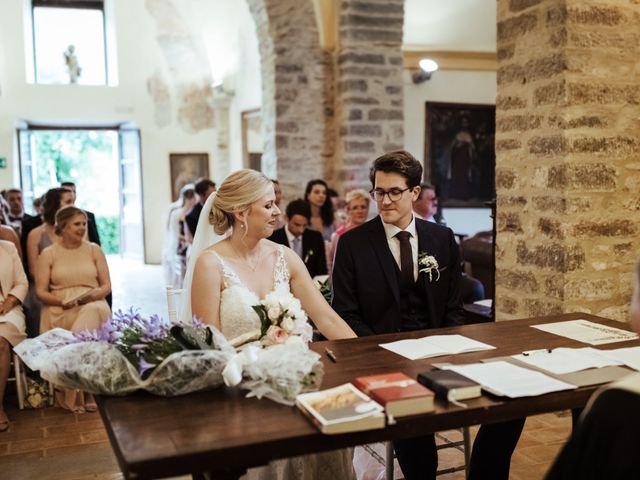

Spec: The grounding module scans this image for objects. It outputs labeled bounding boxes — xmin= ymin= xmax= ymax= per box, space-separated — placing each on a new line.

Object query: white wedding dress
xmin=213 ymin=246 xmax=355 ymax=480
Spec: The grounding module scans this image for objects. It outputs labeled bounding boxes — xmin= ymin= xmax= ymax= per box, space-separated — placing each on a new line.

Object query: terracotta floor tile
xmin=0 ymin=425 xmax=44 ymax=442
xmin=44 ymin=419 xmax=104 ymax=437
xmin=0 ymin=442 xmax=9 ymax=455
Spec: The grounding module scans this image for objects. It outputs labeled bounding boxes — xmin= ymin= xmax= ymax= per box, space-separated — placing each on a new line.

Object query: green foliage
xmin=318 ymin=278 xmax=332 ymax=304
xmin=95 ymin=215 xmax=120 ymax=254
xmin=33 ymin=130 xmax=112 ymax=189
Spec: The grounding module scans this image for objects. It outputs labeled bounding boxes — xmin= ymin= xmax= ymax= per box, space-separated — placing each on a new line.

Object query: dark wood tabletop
xmin=96 ymin=313 xmax=639 ymax=479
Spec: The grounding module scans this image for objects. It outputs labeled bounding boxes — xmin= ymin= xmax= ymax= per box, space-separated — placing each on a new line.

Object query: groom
xmin=332 ymin=150 xmax=524 ymax=480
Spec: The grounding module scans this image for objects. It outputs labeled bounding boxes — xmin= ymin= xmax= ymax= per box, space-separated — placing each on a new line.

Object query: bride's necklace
xmin=230 ymin=241 xmax=264 ymax=272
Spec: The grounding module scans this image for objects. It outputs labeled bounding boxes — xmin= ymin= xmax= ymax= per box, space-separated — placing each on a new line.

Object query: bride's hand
xmin=286 ymin=249 xmax=356 ymax=340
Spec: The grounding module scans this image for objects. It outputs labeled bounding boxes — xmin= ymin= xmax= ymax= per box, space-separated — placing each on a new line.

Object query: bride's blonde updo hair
xmin=209 ymin=169 xmax=274 ymax=234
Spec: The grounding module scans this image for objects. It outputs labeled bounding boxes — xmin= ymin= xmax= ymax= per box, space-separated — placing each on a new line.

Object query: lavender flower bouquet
xmin=15 ymin=309 xmax=324 ymax=403
xmin=15 ymin=310 xmax=235 ymax=397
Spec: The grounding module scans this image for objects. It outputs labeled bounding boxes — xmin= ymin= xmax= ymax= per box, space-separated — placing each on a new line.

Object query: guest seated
xmin=35 ymin=206 xmax=112 ymax=413
xmin=545 ymin=262 xmax=640 ymax=479
xmin=304 ymin=179 xmax=335 ymax=241
xmin=0 ymin=195 xmax=21 ymax=258
xmin=2 ymin=188 xmax=32 ymax=235
xmin=328 ymin=189 xmax=370 ymax=265
xmin=269 ymin=199 xmax=327 ymax=279
xmin=0 ymin=240 xmax=28 ymax=432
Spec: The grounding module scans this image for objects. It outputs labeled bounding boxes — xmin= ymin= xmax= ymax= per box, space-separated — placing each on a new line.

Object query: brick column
xmin=495 ymin=0 xmax=640 ymax=321
xmin=333 ymin=0 xmax=405 ymax=192
xmin=247 ymin=0 xmax=334 ymax=201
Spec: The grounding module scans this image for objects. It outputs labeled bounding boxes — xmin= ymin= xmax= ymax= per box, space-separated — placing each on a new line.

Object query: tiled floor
xmin=1 ymin=258 xmax=572 ymax=479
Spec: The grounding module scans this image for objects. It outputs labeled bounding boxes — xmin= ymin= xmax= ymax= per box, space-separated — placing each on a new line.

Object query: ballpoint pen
xmin=324 ymin=347 xmax=337 ymax=363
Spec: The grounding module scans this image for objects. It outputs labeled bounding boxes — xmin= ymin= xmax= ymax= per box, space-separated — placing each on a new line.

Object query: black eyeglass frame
xmin=369 ymin=187 xmax=412 ymax=203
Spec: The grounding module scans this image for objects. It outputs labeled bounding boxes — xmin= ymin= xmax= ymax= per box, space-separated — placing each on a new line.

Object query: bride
xmin=181 ymin=169 xmax=357 ymax=479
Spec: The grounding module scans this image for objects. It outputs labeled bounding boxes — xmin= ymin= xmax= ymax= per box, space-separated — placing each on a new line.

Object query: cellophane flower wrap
xmin=15 ymin=308 xmax=323 ymax=404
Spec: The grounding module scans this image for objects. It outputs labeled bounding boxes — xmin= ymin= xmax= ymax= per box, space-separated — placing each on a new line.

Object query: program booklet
xmin=353 ymin=372 xmax=434 ymax=417
xmin=296 ymin=383 xmax=385 ymax=434
xmin=62 ymin=288 xmax=98 ymax=307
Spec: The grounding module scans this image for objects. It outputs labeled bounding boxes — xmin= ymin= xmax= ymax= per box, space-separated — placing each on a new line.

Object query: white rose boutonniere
xmin=418 ymin=252 xmax=440 ymax=282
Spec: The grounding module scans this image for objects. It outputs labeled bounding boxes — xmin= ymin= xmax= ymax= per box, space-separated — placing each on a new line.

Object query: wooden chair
xmin=380 ymin=427 xmax=472 ymax=479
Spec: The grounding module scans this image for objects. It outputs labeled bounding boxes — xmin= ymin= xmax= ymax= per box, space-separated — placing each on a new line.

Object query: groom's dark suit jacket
xmin=332 ymin=216 xmax=464 ymax=336
xmin=269 ymin=227 xmax=328 ymax=278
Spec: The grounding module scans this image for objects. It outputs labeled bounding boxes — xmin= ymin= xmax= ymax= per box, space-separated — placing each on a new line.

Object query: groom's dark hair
xmin=369 ymin=150 xmax=423 ymax=189
xmin=285 ymin=199 xmax=311 ymax=221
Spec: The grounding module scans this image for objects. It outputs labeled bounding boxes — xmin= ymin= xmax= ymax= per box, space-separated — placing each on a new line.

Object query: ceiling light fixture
xmin=412 ymin=58 xmax=439 ymax=84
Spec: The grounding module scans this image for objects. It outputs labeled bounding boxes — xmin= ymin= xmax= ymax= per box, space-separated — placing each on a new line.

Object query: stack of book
xmin=296 ymin=372 xmax=436 ymax=434
xmin=418 ymin=369 xmax=481 ymax=403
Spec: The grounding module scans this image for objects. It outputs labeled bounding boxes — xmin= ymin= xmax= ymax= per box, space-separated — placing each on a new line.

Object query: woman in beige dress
xmin=35 ymin=206 xmax=111 ymax=412
xmin=0 ymin=240 xmax=28 ymax=431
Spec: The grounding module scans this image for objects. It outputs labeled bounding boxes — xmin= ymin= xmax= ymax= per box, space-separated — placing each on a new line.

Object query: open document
xmin=444 ymin=361 xmax=577 ymax=398
xmin=379 ymin=334 xmax=495 ymax=361
xmin=597 ymin=346 xmax=640 ymax=371
xmin=512 ymin=347 xmax=623 ymax=375
xmin=532 ymin=319 xmax=639 ymax=345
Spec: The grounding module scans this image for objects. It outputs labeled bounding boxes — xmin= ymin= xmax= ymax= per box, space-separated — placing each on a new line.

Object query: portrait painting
xmin=169 ymin=153 xmax=210 ymax=201
xmin=424 ymin=102 xmax=496 ymax=207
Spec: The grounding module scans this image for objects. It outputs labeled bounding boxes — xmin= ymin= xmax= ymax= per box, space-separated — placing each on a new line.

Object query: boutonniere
xmin=304 ymin=249 xmax=314 ymax=263
xmin=418 ymin=252 xmax=440 ymax=282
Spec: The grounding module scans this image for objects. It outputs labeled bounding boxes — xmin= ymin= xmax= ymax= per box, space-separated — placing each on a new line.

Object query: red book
xmin=353 ymin=372 xmax=434 ymax=418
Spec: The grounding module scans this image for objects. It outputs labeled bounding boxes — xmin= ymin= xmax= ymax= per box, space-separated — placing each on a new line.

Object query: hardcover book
xmin=353 ymin=372 xmax=434 ymax=417
xmin=295 ymin=383 xmax=385 ymax=434
xmin=417 ymin=369 xmax=482 ymax=403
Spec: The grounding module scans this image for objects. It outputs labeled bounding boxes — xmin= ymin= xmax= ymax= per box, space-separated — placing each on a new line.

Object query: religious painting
xmin=424 ymin=102 xmax=496 ymax=207
xmin=169 ymin=153 xmax=209 ymax=201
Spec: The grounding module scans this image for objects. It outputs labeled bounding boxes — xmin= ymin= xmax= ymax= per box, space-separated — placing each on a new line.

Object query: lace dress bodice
xmin=214 ymin=245 xmax=290 ymax=342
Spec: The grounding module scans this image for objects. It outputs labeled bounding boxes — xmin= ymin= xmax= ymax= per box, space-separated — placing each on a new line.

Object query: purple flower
xmin=137 ymin=357 xmax=157 ymax=377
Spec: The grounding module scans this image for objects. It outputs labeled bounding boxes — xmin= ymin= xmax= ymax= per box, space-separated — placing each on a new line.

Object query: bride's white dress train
xmin=214 ymin=245 xmax=355 ymax=480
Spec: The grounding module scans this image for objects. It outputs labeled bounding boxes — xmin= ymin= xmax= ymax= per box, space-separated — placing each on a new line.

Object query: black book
xmin=417 ymin=370 xmax=482 ymax=403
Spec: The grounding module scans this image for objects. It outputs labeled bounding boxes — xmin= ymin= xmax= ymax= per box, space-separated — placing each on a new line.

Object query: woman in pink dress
xmin=35 ymin=206 xmax=111 ymax=413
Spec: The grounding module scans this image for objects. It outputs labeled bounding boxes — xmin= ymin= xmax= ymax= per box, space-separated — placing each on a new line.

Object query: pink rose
xmin=263 ymin=325 xmax=289 ymax=346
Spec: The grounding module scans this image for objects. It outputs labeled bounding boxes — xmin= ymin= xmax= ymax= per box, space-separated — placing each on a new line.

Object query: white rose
xmin=267 ymin=306 xmax=281 ymax=323
xmin=281 ymin=316 xmax=296 ymax=333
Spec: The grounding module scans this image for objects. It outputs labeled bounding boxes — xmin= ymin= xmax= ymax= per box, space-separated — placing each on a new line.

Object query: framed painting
xmin=169 ymin=153 xmax=209 ymax=201
xmin=424 ymin=102 xmax=495 ymax=207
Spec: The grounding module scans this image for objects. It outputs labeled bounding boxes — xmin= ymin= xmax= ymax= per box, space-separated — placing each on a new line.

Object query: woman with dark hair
xmin=304 ymin=179 xmax=335 ymax=241
xmin=36 ymin=206 xmax=111 ymax=413
xmin=0 ymin=195 xmax=21 ymax=258
xmin=26 ymin=187 xmax=74 ymax=279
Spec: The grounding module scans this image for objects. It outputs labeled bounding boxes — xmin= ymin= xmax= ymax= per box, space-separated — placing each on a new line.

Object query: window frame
xmin=31 ymin=0 xmax=108 ymax=85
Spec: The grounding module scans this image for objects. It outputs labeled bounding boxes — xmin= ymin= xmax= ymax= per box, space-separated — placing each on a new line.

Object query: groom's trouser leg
xmin=393 ymin=433 xmax=437 ymax=480
xmin=467 ymin=417 xmax=526 ymax=480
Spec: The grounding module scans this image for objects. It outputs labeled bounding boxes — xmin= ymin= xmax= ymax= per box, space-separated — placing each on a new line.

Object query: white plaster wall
xmin=0 ymin=0 xmax=262 ymax=263
xmin=403 ymin=69 xmax=496 ymax=237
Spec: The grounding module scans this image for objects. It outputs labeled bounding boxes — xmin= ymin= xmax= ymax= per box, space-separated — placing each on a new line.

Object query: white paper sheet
xmin=379 ymin=334 xmax=495 ymax=361
xmin=532 ymin=320 xmax=639 ymax=345
xmin=597 ymin=346 xmax=640 ymax=371
xmin=444 ymin=361 xmax=577 ymax=398
xmin=512 ymin=347 xmax=623 ymax=374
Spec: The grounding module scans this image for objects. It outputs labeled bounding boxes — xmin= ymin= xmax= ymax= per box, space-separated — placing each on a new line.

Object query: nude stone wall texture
xmin=333 ymin=0 xmax=405 ymax=191
xmin=247 ymin=0 xmax=405 ymax=196
xmin=496 ymin=0 xmax=640 ymax=322
xmin=246 ymin=0 xmax=333 ymax=199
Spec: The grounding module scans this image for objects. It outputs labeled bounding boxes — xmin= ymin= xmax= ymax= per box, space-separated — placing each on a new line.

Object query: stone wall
xmin=247 ymin=0 xmax=406 ymax=196
xmin=333 ymin=0 xmax=406 ymax=191
xmin=246 ymin=0 xmax=333 ymax=200
xmin=495 ymin=0 xmax=640 ymax=321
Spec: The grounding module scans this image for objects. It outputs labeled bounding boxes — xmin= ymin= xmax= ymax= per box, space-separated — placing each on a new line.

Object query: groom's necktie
xmin=395 ymin=231 xmax=413 ymax=289
xmin=292 ymin=236 xmax=303 ymax=259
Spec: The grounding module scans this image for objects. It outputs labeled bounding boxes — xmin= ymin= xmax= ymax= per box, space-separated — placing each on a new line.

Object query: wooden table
xmin=96 ymin=313 xmax=639 ymax=479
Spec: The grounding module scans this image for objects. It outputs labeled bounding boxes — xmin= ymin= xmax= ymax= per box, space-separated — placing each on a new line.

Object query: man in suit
xmin=269 ymin=199 xmax=327 ymax=278
xmin=60 ymin=182 xmax=101 ymax=246
xmin=332 ymin=150 xmax=524 ymax=480
xmin=185 ymin=178 xmax=216 ymax=239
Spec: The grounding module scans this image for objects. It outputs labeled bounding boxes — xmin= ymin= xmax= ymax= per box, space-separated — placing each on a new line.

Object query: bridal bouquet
xmin=15 ymin=308 xmax=323 ymax=404
xmin=252 ymin=290 xmax=313 ymax=346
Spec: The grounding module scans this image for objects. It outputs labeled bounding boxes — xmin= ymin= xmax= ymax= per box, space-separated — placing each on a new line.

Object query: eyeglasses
xmin=369 ymin=187 xmax=411 ymax=202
